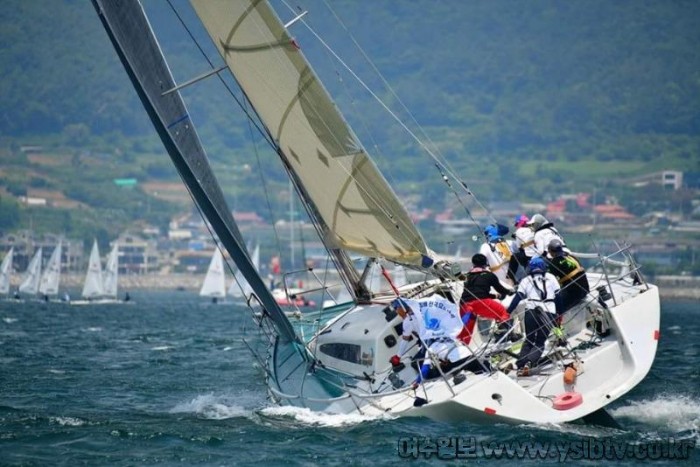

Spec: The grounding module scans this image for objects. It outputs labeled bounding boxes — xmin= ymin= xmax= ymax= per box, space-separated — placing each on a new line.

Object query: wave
xmin=170 ymin=393 xmax=251 ymax=420
xmin=49 ymin=416 xmax=88 ymax=427
xmin=259 ymin=405 xmax=395 ymax=428
xmin=611 ymin=394 xmax=700 ymax=439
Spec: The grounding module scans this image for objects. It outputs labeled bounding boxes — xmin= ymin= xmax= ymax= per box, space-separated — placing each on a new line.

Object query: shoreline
xmin=12 ymin=273 xmax=695 ymax=300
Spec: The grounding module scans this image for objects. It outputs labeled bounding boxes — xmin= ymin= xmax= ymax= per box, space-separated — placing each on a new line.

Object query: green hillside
xmin=0 ymin=0 xmax=698 ymax=241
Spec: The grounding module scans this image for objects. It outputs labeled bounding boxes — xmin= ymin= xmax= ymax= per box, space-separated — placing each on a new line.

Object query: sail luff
xmin=190 ymin=0 xmax=432 ymax=267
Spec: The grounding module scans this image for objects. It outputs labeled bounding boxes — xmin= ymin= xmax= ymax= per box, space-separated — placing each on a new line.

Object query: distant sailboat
xmin=39 ymin=241 xmax=62 ymax=301
xmin=200 ymin=248 xmax=226 ymax=303
xmin=102 ymin=243 xmax=119 ymax=301
xmin=19 ymin=247 xmax=42 ymax=298
xmin=81 ymin=240 xmax=104 ymax=300
xmin=0 ymin=247 xmax=14 ymax=297
xmin=229 ymin=243 xmax=259 ymax=302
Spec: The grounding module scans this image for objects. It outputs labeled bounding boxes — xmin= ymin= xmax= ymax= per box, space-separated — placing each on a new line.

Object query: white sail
xmin=230 ymin=243 xmax=259 ymax=299
xmin=0 ymin=247 xmax=13 ymax=295
xmin=200 ymin=248 xmax=226 ymax=299
xmin=39 ymin=241 xmax=62 ymax=296
xmin=103 ymin=243 xmax=119 ymax=299
xmin=82 ymin=240 xmax=104 ymax=299
xmin=19 ymin=247 xmax=42 ymax=295
xmin=190 ymin=0 xmax=431 ymax=267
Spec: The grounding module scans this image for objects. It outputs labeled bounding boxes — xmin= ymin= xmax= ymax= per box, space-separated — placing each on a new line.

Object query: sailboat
xmin=38 ymin=241 xmax=62 ymax=302
xmin=71 ymin=240 xmax=105 ymax=305
xmin=94 ymin=0 xmax=660 ymax=426
xmin=18 ymin=247 xmax=42 ymax=299
xmin=199 ymin=247 xmax=227 ymax=304
xmin=72 ymin=240 xmax=125 ymax=305
xmin=0 ymin=247 xmax=14 ymax=298
xmin=229 ymin=243 xmax=260 ymax=303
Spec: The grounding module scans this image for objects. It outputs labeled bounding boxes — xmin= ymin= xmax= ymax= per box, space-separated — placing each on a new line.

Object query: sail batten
xmin=190 ymin=0 xmax=431 ymax=267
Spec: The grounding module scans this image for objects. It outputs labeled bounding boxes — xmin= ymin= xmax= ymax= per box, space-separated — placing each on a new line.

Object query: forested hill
xmin=1 ymin=0 xmax=698 ymax=191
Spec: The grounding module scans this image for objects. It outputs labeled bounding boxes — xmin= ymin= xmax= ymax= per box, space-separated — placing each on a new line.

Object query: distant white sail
xmin=39 ymin=241 xmax=62 ymax=296
xmin=230 ymin=243 xmax=260 ymax=299
xmin=0 ymin=247 xmax=14 ymax=295
xmin=200 ymin=248 xmax=226 ymax=299
xmin=103 ymin=243 xmax=119 ymax=299
xmin=82 ymin=240 xmax=104 ymax=299
xmin=19 ymin=247 xmax=42 ymax=296
xmin=191 ymin=0 xmax=431 ymax=267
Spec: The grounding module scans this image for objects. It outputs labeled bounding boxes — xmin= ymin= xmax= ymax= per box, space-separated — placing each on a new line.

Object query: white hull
xmin=271 ymin=275 xmax=659 ymax=425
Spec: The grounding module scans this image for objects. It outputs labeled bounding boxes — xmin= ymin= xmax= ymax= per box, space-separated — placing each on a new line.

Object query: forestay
xmin=191 ymin=0 xmax=432 ymax=267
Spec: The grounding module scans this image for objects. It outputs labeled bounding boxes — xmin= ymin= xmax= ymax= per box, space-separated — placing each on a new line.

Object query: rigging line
xmin=166 ymin=0 xmax=277 ymax=152
xmin=435 ymin=163 xmax=488 ymax=242
xmin=269 ymin=3 xmax=441 ymax=236
xmin=284 ymin=0 xmax=497 ymax=225
xmin=244 ymin=97 xmax=286 ymax=271
xmin=178 ymin=1 xmax=419 ymax=253
xmin=282 ymin=0 xmax=494 ymax=215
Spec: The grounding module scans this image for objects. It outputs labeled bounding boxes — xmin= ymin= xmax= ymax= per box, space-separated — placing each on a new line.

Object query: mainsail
xmin=190 ymin=0 xmax=432 ymax=268
xmin=92 ymin=0 xmax=297 ymax=344
xmin=19 ymin=247 xmax=42 ymax=296
xmin=0 ymin=247 xmax=14 ymax=295
xmin=103 ymin=243 xmax=119 ymax=299
xmin=39 ymin=241 xmax=62 ymax=296
xmin=82 ymin=240 xmax=104 ymax=299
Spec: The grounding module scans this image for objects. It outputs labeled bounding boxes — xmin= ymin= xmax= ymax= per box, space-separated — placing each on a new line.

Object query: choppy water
xmin=0 ymin=293 xmax=697 ymax=465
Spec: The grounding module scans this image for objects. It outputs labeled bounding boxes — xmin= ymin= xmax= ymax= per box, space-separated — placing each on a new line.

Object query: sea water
xmin=0 ymin=293 xmax=697 ymax=466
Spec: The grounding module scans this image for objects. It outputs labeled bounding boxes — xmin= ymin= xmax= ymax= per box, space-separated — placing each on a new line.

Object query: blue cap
xmin=529 ymin=256 xmax=547 ymax=274
xmin=484 ymin=225 xmax=499 ymax=241
xmin=391 ymin=297 xmax=410 ymax=312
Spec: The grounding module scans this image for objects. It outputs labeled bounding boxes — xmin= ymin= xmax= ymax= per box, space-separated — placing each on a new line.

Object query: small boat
xmin=18 ymin=247 xmax=42 ymax=299
xmin=72 ymin=240 xmax=127 ymax=305
xmin=199 ymin=248 xmax=227 ymax=304
xmin=38 ymin=241 xmax=62 ymax=302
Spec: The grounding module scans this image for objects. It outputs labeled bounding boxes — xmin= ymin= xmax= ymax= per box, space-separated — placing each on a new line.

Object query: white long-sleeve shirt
xmin=398 ymin=295 xmax=470 ymax=362
xmin=513 ymin=226 xmax=538 ymax=258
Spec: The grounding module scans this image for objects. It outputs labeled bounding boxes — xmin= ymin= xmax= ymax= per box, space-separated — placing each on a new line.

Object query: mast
xmin=92 ymin=0 xmax=299 ymax=345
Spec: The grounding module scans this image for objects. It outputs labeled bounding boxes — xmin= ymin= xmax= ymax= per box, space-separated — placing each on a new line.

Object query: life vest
xmin=489 ymin=240 xmax=512 ymax=272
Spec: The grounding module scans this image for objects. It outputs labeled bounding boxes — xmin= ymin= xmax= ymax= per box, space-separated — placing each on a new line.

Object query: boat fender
xmin=552 ymin=392 xmax=583 ymax=410
xmin=563 ymin=366 xmax=577 ymax=385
